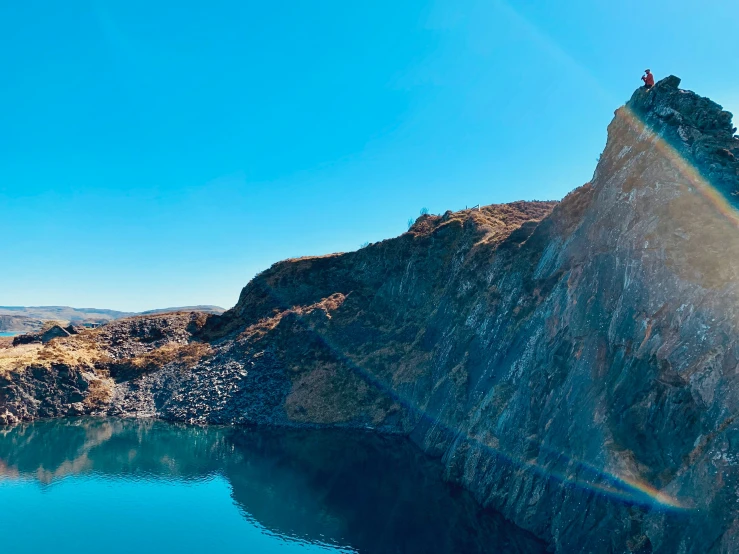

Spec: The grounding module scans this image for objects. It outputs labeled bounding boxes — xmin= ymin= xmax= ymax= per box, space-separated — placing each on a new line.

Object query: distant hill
xmin=0 ymin=305 xmax=225 ymax=333
xmin=0 ymin=306 xmax=132 ymax=324
xmin=0 ymin=315 xmax=45 ymax=334
xmin=139 ymin=306 xmax=226 ymax=316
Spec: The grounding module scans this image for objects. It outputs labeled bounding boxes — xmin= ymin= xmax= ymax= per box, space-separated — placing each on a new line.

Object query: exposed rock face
xmin=1 ymin=77 xmax=739 ymax=553
xmin=627 ymin=76 xmax=738 ymax=203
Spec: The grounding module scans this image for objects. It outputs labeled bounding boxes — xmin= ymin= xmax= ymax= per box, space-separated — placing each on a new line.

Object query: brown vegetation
xmin=109 ymin=342 xmax=213 ymax=381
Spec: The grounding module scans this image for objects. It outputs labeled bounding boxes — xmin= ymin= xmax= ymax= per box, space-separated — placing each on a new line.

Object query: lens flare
xmin=619 ymin=106 xmax=739 ymax=228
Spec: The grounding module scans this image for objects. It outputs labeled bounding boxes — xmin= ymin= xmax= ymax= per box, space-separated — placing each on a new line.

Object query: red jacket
xmin=642 ymin=72 xmax=655 ymax=86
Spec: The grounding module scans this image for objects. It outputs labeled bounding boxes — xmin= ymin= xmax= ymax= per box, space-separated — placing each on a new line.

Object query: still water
xmin=0 ymin=419 xmax=545 ymax=554
xmin=0 ymin=332 xmax=17 ymax=337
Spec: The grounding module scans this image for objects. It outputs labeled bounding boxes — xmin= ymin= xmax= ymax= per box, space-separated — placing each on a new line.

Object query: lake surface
xmin=0 ymin=418 xmax=545 ymax=554
xmin=0 ymin=332 xmax=17 ymax=337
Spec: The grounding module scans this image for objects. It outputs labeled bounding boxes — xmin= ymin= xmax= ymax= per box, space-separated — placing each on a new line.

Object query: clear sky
xmin=2 ymin=0 xmax=738 ymax=312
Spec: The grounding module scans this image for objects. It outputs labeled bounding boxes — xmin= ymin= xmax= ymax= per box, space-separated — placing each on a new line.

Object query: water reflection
xmin=0 ymin=419 xmax=545 ymax=553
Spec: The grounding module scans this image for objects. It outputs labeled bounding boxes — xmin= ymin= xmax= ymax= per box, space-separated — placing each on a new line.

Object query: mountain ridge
xmin=0 ymin=305 xmax=225 ymax=333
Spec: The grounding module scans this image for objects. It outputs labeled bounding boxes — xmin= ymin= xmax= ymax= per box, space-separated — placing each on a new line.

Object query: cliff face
xmin=2 ymin=77 xmax=739 ymax=553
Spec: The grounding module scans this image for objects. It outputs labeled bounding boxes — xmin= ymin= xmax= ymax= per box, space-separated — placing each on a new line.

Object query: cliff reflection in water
xmin=0 ymin=418 xmax=545 ymax=553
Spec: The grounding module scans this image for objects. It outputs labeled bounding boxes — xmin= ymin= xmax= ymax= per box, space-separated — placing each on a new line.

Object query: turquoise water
xmin=0 ymin=419 xmax=544 ymax=554
xmin=0 ymin=332 xmax=17 ymax=337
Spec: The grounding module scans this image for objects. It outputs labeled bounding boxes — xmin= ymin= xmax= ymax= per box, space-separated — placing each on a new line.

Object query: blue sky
xmin=2 ymin=0 xmax=738 ymax=311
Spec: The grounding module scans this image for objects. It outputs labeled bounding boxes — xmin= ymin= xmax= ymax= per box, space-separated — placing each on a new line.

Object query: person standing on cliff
xmin=641 ymin=69 xmax=655 ymax=89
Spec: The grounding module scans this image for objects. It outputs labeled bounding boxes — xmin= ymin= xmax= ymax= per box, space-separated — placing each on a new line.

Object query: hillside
xmin=0 ymin=305 xmax=225 ymax=333
xmin=1 ymin=76 xmax=738 ymax=553
xmin=0 ymin=315 xmax=44 ymax=334
xmin=138 ymin=305 xmax=226 ymax=316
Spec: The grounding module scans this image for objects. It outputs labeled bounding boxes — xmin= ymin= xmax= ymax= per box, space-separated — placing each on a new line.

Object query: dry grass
xmin=0 ymin=333 xmax=108 ymax=375
xmin=408 ymin=201 xmax=558 ymax=244
xmin=0 ymin=343 xmax=45 ymax=374
xmin=1 ymin=336 xmax=213 ymax=385
xmin=83 ymin=376 xmax=115 ymax=408
xmin=115 ymin=342 xmax=213 ymax=375
xmin=0 ymin=310 xmax=214 ymax=381
xmin=239 ymin=293 xmax=347 ymax=341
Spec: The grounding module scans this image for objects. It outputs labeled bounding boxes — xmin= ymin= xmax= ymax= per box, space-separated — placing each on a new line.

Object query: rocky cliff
xmin=2 ymin=76 xmax=739 ymax=553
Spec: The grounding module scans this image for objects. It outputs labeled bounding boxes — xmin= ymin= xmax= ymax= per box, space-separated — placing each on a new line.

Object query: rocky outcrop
xmin=626 ymin=76 xmax=738 ymax=203
xmin=1 ymin=77 xmax=739 ymax=553
xmin=0 ymin=312 xmax=208 ymax=424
